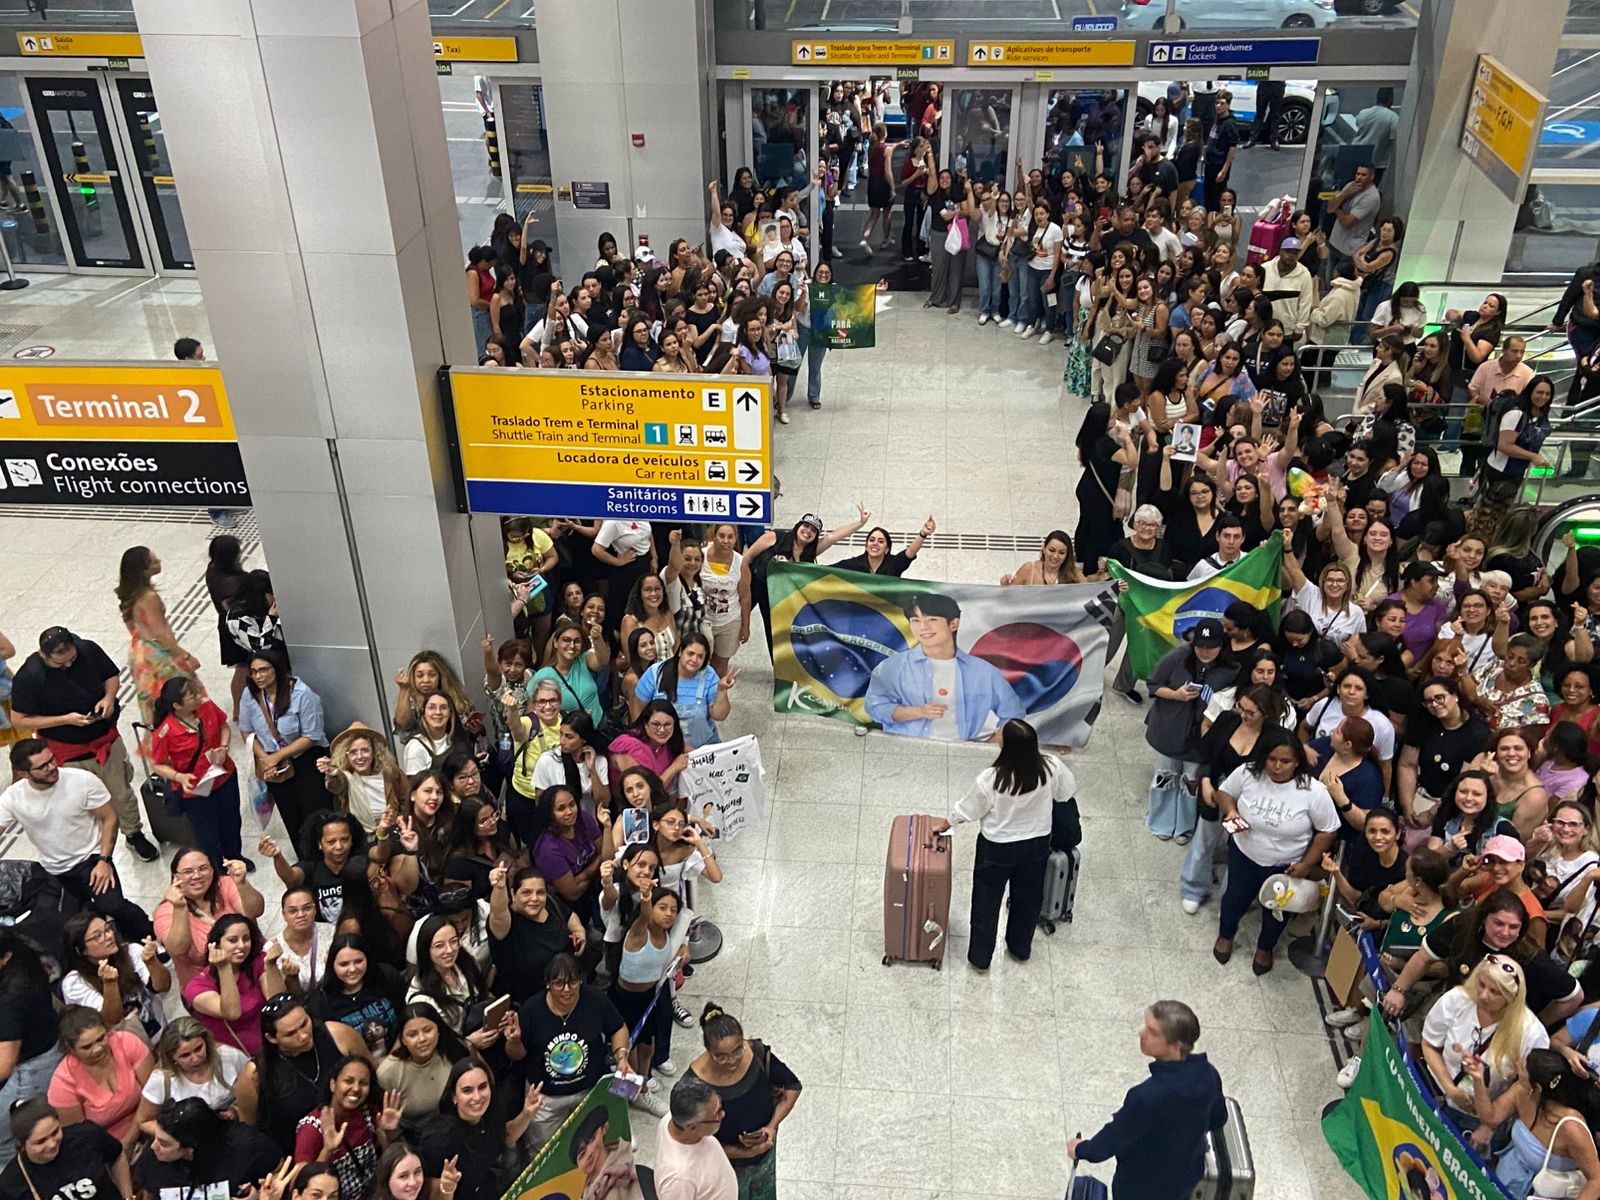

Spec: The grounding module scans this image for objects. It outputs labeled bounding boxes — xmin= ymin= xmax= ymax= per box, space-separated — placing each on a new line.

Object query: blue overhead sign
xmin=1071 ymin=16 xmax=1118 ymax=31
xmin=464 ymin=480 xmax=772 ymax=525
xmin=1146 ymin=38 xmax=1320 ymax=67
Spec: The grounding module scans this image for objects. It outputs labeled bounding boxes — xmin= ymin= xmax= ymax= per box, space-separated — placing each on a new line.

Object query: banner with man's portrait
xmin=767 ymin=561 xmax=1112 ymax=746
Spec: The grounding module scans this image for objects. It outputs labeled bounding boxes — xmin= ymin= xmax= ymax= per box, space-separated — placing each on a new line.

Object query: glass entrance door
xmin=112 ymin=77 xmax=193 ymax=271
xmin=26 ymin=76 xmax=145 ymax=271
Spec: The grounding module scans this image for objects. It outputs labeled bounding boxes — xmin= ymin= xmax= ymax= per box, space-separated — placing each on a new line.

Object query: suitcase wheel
xmin=931 ymin=959 xmax=940 ymax=971
xmin=882 ymin=955 xmax=892 ymax=966
xmin=1039 ymin=919 xmax=1057 ymax=935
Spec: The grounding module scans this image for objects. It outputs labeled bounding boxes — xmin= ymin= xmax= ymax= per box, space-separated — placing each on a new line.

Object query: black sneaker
xmin=1115 ymin=687 xmax=1144 ymax=704
xmin=673 ymin=1001 xmax=694 ymax=1029
xmin=126 ymin=832 xmax=160 ymax=862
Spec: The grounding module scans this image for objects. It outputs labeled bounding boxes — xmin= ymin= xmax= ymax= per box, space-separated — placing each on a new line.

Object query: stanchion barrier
xmin=18 ymin=170 xmax=51 ymax=241
xmin=484 ymin=113 xmax=500 ymax=174
xmin=0 ymin=219 xmax=30 ymax=290
xmin=70 ymin=141 xmax=99 ymax=210
xmin=134 ymin=115 xmax=161 ymax=174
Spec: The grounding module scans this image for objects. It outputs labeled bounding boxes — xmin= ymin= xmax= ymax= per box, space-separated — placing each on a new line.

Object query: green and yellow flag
xmin=1322 ymin=1010 xmax=1509 ymax=1200
xmin=1106 ymin=532 xmax=1283 ymax=680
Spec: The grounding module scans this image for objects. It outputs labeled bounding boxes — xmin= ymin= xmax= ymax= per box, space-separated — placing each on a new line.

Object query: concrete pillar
xmin=130 ymin=0 xmax=507 ymax=728
xmin=1394 ymin=0 xmax=1565 ymax=285
xmin=535 ymin=0 xmax=719 ymax=274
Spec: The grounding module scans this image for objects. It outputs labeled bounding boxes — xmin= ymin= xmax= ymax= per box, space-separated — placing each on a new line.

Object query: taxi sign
xmin=966 ymin=41 xmax=1135 ymax=67
xmin=432 ymin=37 xmax=518 ymax=62
xmin=791 ymin=40 xmax=954 ymax=66
xmin=16 ymin=32 xmax=143 ymax=57
xmin=0 ymin=362 xmax=249 ymax=506
xmin=1461 ymin=54 xmax=1546 ymax=200
xmin=446 ymin=368 xmax=772 ymax=524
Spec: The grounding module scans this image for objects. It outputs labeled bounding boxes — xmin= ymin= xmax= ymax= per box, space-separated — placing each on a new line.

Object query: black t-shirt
xmin=9 ymin=642 xmax=121 ymax=746
xmin=1205 ymin=116 xmax=1240 ymax=168
xmin=1423 ymin=914 xmax=1579 ymax=1014
xmin=1342 ymin=840 xmax=1408 ymax=904
xmin=684 ymin=306 xmax=719 ymax=340
xmin=1105 ymin=536 xmax=1175 ymax=582
xmin=1280 ymin=639 xmax=1344 ymax=702
xmin=310 ymin=969 xmax=403 ymax=1058
xmin=0 ymin=980 xmax=60 ymax=1060
xmin=1136 ymin=158 xmax=1179 ymax=199
xmin=516 ymin=987 xmax=626 ymax=1096
xmin=1371 ymin=672 xmax=1418 ymax=727
xmin=1403 ymin=713 xmax=1489 ymax=796
xmin=0 ymin=1122 xmax=120 ymax=1200
xmin=135 ymin=1121 xmax=282 ymax=1200
xmin=490 ymin=905 xmax=576 ymax=1005
xmin=1173 ymin=141 xmax=1201 ymax=183
xmin=417 ymin=1110 xmax=510 ymax=1200
xmin=1487 ymin=551 xmax=1543 ymax=597
xmin=831 ymin=550 xmax=916 ymax=577
xmin=441 ymin=855 xmax=495 ymax=902
xmin=296 ymin=856 xmax=373 ymax=923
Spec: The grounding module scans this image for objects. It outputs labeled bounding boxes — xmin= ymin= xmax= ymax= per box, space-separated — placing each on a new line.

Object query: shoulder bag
xmin=1092 ymin=332 xmax=1126 ymax=366
xmin=1531 ymin=1114 xmax=1587 ymax=1198
xmin=1088 ymin=445 xmax=1135 ymax=522
xmin=257 ymin=694 xmax=296 ymax=781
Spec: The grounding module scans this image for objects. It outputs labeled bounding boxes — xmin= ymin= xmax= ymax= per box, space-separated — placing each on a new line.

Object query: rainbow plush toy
xmin=1287 ymin=467 xmax=1326 ymax=521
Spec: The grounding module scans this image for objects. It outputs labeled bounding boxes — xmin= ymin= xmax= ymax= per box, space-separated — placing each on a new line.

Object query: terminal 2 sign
xmin=0 ymin=362 xmax=250 ymax=506
xmin=443 ymin=368 xmax=773 ymax=524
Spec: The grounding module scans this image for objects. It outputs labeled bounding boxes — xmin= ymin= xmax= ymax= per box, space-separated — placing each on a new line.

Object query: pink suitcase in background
xmin=883 ymin=814 xmax=952 ymax=968
xmin=1245 ymin=200 xmax=1292 ymax=265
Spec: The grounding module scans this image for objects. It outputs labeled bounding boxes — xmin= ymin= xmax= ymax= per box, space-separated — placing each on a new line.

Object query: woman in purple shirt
xmin=529 ymin=785 xmax=603 ymax=924
xmin=1386 ymin=561 xmax=1452 ymax=663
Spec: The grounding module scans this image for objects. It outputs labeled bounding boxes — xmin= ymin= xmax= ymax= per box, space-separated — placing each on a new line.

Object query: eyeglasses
xmin=533 ymin=697 xmax=561 ymax=707
xmin=646 ymin=721 xmax=676 ymax=733
xmin=547 ymin=978 xmax=579 ymax=991
xmin=1423 ymin=694 xmax=1451 ymax=706
xmin=175 ymin=865 xmax=212 ymax=878
xmin=84 ymin=925 xmax=117 ymax=943
xmin=1554 ymin=819 xmax=1587 ymax=829
xmin=24 ymin=756 xmax=57 ymax=774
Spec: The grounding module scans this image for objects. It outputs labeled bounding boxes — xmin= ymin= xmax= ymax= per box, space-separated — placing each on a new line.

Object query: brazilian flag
xmin=768 ymin=561 xmax=924 ymax=727
xmin=1107 ymin=532 xmax=1284 ymax=681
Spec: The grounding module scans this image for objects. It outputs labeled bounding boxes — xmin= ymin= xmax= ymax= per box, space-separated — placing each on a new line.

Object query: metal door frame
xmin=0 ymin=70 xmax=70 ymax=275
xmin=938 ymin=82 xmax=1022 ymax=192
xmin=106 ymin=73 xmax=193 ymax=276
xmin=24 ymin=71 xmax=153 ymax=275
xmin=738 ymin=81 xmax=820 ymax=251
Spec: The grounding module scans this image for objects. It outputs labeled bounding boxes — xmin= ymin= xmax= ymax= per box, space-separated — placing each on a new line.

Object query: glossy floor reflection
xmin=0 ymin=294 xmax=1363 ymax=1198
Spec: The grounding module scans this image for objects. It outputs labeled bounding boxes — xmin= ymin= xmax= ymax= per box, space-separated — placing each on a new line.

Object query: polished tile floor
xmin=0 ymin=283 xmax=1363 ymax=1199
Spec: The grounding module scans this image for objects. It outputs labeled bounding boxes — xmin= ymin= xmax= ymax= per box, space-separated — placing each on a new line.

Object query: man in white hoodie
xmin=1260 ymin=236 xmax=1317 ymax=341
xmin=1304 ymin=261 xmax=1362 ymax=391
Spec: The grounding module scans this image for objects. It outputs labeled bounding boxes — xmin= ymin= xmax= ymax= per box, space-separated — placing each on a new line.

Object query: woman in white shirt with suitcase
xmin=933 ymin=719 xmax=1077 ymax=972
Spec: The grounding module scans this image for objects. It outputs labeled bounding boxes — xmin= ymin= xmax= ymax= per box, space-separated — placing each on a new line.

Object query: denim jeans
xmin=1180 ymin=815 xmax=1229 ymax=903
xmin=0 ymin=1046 xmax=62 ymax=1167
xmin=975 ymin=252 xmax=1001 ymax=318
xmin=472 ymin=308 xmax=492 ymax=358
xmin=1353 ymin=280 xmax=1390 ymax=345
xmin=807 ymin=343 xmax=827 ymax=405
xmin=1018 ymin=269 xmax=1049 ymax=329
xmin=1145 ymin=752 xmax=1198 ymax=838
xmin=1007 ymin=266 xmax=1028 ymax=322
xmin=1216 ymin=840 xmax=1294 ymax=951
xmin=183 ymin=771 xmax=244 ymax=867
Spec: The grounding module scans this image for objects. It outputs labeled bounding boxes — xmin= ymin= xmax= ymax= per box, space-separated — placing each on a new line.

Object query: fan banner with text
xmin=807 ymin=283 xmax=878 ymax=349
xmin=1322 ymin=1009 xmax=1511 ymax=1200
xmin=768 ymin=561 xmax=1112 ymax=746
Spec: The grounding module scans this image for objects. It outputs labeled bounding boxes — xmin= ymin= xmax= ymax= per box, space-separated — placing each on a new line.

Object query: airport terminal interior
xmin=5 ymin=2 xmax=1600 ymax=1199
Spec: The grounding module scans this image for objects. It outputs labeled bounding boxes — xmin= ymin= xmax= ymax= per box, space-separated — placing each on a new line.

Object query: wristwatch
xmin=98 ymin=854 xmax=114 ymax=865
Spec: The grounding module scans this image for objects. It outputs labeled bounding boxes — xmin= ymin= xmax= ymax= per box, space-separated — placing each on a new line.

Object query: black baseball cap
xmin=38 ymin=627 xmax=74 ymax=653
xmin=1189 ymin=618 xmax=1226 ymax=647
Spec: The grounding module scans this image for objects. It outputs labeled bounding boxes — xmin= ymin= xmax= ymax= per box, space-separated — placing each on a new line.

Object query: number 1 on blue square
xmin=644 ymin=423 xmax=668 ymax=445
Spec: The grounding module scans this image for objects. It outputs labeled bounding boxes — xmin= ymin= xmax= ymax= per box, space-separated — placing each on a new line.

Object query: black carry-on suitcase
xmin=132 ymin=722 xmax=197 ymax=847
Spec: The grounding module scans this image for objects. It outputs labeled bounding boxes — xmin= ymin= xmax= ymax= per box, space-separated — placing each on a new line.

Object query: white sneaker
xmin=977 ymin=314 xmax=989 ymax=326
xmin=631 ymin=1088 xmax=670 ymax=1116
xmin=1324 ymin=1004 xmax=1368 ymax=1030
xmin=777 ymin=412 xmax=790 ymax=424
xmin=655 ymin=1058 xmax=678 ymax=1076
xmin=830 ymin=246 xmax=843 ymax=258
xmin=1180 ymin=898 xmax=1200 ymax=915
xmin=997 ymin=318 xmax=1013 ymax=329
xmin=1038 ymin=331 xmax=1054 ymax=346
xmin=858 ymin=239 xmax=871 ymax=251
xmin=1016 ymin=327 xmax=1033 ymax=340
xmin=1337 ymin=1056 xmax=1362 ymax=1090
xmin=645 ymin=1075 xmax=663 ymax=1094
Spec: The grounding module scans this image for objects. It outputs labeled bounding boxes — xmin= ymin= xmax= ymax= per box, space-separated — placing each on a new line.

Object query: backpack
xmin=1477 ymin=388 xmax=1522 ymax=448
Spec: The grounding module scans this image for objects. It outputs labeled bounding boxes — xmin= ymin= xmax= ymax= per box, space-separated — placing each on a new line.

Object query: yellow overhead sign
xmin=0 ymin=363 xmax=249 ymax=507
xmin=967 ymin=41 xmax=1136 ymax=67
xmin=791 ymin=40 xmax=955 ymax=66
xmin=0 ymin=363 xmax=236 ymax=442
xmin=448 ymin=369 xmax=773 ymax=523
xmin=1461 ymin=54 xmax=1545 ymax=200
xmin=432 ymin=36 xmax=518 ymax=62
xmin=16 ymin=32 xmax=143 ymax=57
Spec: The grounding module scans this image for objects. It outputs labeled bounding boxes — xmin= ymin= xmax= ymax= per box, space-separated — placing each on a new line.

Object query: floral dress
xmin=126 ymin=590 xmax=204 ymax=725
xmin=1064 ymin=287 xmax=1093 ymax=397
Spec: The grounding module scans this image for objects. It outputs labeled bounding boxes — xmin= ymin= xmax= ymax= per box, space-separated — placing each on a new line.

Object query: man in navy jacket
xmin=1068 ymin=1000 xmax=1228 ymax=1198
